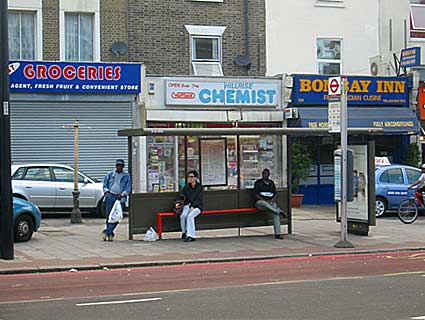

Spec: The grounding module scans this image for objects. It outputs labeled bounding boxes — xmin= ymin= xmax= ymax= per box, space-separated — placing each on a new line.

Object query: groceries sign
xmin=165 ymin=79 xmax=280 ymax=107
xmin=291 ymin=75 xmax=408 ymax=106
xmin=8 ymin=61 xmax=142 ymax=94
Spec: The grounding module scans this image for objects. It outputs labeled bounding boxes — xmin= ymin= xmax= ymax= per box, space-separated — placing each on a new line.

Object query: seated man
xmin=253 ymin=168 xmax=286 ymax=240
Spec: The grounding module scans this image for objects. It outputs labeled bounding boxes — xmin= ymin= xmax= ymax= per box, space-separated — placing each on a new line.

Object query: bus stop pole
xmin=335 ymin=77 xmax=354 ymax=248
xmin=0 ymin=0 xmax=14 ymax=260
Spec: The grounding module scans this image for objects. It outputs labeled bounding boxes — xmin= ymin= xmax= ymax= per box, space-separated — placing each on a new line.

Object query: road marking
xmin=411 ymin=316 xmax=425 ymax=320
xmin=76 ymin=297 xmax=162 ymax=307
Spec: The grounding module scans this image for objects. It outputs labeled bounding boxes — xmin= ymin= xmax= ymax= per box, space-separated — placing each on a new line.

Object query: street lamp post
xmin=64 ymin=120 xmax=82 ymax=224
xmin=0 ymin=0 xmax=14 ymax=260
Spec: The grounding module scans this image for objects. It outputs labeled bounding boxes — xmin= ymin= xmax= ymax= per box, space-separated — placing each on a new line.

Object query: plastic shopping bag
xmin=108 ymin=200 xmax=123 ymax=223
xmin=144 ymin=227 xmax=159 ymax=242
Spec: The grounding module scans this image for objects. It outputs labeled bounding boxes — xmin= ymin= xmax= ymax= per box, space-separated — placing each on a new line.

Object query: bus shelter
xmin=118 ymin=127 xmax=379 ymax=240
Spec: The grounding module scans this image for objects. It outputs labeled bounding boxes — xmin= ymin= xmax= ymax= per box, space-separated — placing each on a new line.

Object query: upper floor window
xmin=186 ymin=25 xmax=226 ymax=76
xmin=8 ymin=11 xmax=36 ymax=60
xmin=410 ymin=3 xmax=425 ymax=39
xmin=65 ymin=13 xmax=94 ymax=61
xmin=317 ymin=38 xmax=342 ymax=75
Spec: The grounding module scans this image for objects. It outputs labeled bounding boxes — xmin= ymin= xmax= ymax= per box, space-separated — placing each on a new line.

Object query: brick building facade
xmin=9 ymin=0 xmax=266 ymax=77
xmin=127 ymin=0 xmax=266 ymax=76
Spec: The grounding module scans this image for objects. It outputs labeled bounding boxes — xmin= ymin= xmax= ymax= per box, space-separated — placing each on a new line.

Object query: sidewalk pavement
xmin=1 ymin=206 xmax=424 ymax=274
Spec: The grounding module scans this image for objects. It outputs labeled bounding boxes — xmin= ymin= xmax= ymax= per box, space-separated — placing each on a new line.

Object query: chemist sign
xmin=8 ymin=61 xmax=142 ymax=94
xmin=165 ymin=79 xmax=280 ymax=107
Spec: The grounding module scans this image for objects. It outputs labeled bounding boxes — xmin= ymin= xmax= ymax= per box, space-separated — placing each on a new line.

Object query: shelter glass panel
xmin=239 ymin=135 xmax=282 ymax=189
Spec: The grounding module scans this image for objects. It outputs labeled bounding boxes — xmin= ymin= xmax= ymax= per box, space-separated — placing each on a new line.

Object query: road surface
xmin=1 ymin=250 xmax=424 ymax=319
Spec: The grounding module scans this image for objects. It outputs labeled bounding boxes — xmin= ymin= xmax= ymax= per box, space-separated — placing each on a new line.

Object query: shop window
xmin=240 ymin=136 xmax=283 ymax=189
xmin=8 ymin=11 xmax=36 ymax=60
xmin=317 ymin=38 xmax=342 ymax=75
xmin=65 ymin=13 xmax=94 ymax=61
xmin=410 ymin=4 xmax=425 ymax=39
xmin=147 ymin=136 xmax=178 ymax=192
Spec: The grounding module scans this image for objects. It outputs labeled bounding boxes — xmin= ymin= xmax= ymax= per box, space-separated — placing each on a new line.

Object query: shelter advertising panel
xmin=338 ymin=145 xmax=369 ymax=222
xmin=291 ymin=75 xmax=408 ymax=106
xmin=200 ymin=138 xmax=228 ymax=187
xmin=8 ymin=61 xmax=142 ymax=94
xmin=165 ymin=79 xmax=280 ymax=107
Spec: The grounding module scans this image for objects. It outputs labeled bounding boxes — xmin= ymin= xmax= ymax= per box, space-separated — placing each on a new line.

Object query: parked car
xmin=11 ymin=164 xmax=105 ymax=216
xmin=4 ymin=197 xmax=42 ymax=242
xmin=375 ymin=164 xmax=421 ymax=217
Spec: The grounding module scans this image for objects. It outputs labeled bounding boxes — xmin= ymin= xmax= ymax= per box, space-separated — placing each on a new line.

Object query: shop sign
xmin=291 ymin=75 xmax=408 ymax=106
xmin=418 ymin=82 xmax=425 ymax=120
xmin=165 ymin=79 xmax=279 ymax=107
xmin=306 ymin=120 xmax=415 ymax=129
xmin=400 ymin=47 xmax=421 ymax=68
xmin=8 ymin=61 xmax=142 ymax=94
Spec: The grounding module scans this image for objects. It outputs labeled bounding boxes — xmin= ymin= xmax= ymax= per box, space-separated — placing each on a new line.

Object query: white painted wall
xmin=266 ymin=0 xmax=380 ymax=76
xmin=378 ymin=0 xmax=425 ymax=76
xmin=8 ymin=0 xmax=43 ymax=60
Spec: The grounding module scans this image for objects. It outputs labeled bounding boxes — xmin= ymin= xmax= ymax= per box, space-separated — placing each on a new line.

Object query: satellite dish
xmin=110 ymin=41 xmax=128 ymax=56
xmin=370 ymin=62 xmax=379 ymax=76
xmin=234 ymin=54 xmax=252 ymax=67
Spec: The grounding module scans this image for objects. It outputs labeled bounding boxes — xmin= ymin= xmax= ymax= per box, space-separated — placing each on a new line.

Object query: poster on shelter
xmin=338 ymin=145 xmax=369 ymax=222
xmin=200 ymin=139 xmax=227 ymax=186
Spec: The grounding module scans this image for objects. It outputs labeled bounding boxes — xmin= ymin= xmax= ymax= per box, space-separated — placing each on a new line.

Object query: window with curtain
xmin=8 ymin=11 xmax=36 ymax=60
xmin=316 ymin=38 xmax=342 ymax=75
xmin=65 ymin=13 xmax=94 ymax=61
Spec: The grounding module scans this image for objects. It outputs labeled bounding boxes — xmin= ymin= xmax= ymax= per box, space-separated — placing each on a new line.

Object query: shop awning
xmin=289 ymin=107 xmax=419 ymax=135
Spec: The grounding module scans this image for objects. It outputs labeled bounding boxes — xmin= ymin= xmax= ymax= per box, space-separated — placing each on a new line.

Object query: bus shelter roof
xmin=118 ymin=127 xmax=384 ymax=137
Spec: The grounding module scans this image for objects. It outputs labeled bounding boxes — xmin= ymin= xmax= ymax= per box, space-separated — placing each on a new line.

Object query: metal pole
xmin=0 ymin=0 xmax=14 ymax=260
xmin=335 ymin=78 xmax=353 ymax=248
xmin=70 ymin=120 xmax=82 ymax=223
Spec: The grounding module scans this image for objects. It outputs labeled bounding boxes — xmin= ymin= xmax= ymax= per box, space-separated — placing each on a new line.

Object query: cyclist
xmin=407 ymin=164 xmax=425 ymax=206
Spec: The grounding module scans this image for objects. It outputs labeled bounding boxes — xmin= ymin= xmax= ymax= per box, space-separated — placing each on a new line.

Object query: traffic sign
xmin=328 ymin=77 xmax=341 ymax=96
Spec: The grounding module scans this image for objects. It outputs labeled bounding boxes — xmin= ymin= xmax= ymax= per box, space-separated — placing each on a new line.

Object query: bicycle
xmin=397 ymin=188 xmax=423 ymax=224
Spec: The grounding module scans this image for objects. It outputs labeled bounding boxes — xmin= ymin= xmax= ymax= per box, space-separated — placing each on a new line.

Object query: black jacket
xmin=180 ymin=183 xmax=203 ymax=210
xmin=253 ymin=178 xmax=276 ymax=202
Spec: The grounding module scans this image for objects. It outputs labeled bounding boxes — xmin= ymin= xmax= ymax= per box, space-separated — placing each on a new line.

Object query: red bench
xmin=156 ymin=207 xmax=258 ymax=239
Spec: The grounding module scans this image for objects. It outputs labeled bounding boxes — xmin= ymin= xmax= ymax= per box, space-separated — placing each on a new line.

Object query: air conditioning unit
xmin=369 ymin=55 xmax=388 ymax=76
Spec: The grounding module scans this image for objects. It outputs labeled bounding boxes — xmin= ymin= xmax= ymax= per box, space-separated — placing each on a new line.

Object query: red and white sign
xmin=419 ymin=82 xmax=425 ymax=120
xmin=328 ymin=77 xmax=341 ymax=96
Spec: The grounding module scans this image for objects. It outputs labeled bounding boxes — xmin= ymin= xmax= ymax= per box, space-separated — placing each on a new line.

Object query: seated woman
xmin=175 ymin=170 xmax=203 ymax=242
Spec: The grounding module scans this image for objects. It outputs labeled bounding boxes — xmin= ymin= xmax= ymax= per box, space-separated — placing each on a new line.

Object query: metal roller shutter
xmin=10 ymin=100 xmax=132 ymax=180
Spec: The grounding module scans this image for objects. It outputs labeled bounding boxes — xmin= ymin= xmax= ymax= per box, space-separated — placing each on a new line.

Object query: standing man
xmin=101 ymin=159 xmax=131 ymax=241
xmin=253 ymin=168 xmax=286 ymax=239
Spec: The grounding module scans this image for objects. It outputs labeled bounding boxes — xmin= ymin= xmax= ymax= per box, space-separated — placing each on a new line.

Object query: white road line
xmin=411 ymin=316 xmax=425 ymax=320
xmin=76 ymin=297 xmax=162 ymax=307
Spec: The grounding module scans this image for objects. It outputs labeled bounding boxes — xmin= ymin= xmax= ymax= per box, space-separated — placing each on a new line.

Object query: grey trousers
xmin=255 ymin=200 xmax=282 ymax=235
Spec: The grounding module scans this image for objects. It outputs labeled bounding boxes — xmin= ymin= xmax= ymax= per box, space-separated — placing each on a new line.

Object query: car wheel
xmin=96 ymin=200 xmax=106 ymax=218
xmin=375 ymin=197 xmax=387 ymax=217
xmin=14 ymin=214 xmax=34 ymax=242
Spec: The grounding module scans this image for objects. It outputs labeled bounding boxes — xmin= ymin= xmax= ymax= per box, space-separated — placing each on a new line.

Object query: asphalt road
xmin=0 ymin=251 xmax=424 ymax=320
xmin=1 ymin=272 xmax=424 ymax=320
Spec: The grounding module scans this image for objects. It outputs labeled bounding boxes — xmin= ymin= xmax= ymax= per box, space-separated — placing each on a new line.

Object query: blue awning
xmin=289 ymin=107 xmax=419 ymax=135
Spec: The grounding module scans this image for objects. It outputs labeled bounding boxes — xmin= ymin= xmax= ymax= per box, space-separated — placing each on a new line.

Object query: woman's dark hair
xmin=188 ymin=170 xmax=199 ymax=178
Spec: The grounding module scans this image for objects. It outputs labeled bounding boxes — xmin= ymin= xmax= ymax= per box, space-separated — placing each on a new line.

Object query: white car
xmin=11 ymin=164 xmax=105 ymax=216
